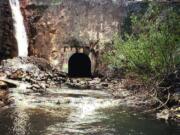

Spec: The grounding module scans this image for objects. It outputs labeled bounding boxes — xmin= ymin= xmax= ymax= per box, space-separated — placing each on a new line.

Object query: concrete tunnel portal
xmin=68 ymin=53 xmax=91 ymax=77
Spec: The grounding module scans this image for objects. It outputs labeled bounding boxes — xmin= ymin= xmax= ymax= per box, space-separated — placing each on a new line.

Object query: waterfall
xmin=9 ymin=0 xmax=29 ymax=57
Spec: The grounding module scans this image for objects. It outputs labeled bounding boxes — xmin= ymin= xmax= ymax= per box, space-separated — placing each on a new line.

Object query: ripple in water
xmin=0 ymin=86 xmax=179 ymax=135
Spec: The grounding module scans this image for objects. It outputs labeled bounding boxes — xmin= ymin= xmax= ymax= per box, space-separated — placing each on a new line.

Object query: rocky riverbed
xmin=0 ymin=57 xmax=179 ymax=122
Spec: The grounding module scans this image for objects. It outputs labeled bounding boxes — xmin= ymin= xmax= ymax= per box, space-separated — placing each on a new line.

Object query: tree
xmin=104 ymin=1 xmax=180 ymax=78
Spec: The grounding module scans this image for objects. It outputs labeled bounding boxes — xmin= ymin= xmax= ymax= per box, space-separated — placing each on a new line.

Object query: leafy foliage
xmin=104 ymin=2 xmax=180 ymax=78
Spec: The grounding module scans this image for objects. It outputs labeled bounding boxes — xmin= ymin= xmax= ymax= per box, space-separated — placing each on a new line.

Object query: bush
xmin=104 ymin=1 xmax=180 ymax=78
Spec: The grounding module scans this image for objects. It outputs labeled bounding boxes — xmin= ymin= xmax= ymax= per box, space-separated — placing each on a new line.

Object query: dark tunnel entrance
xmin=68 ymin=53 xmax=91 ymax=77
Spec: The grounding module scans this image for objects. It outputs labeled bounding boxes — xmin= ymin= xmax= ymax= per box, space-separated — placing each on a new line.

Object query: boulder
xmin=156 ymin=109 xmax=170 ymax=120
xmin=8 ymin=69 xmax=26 ymax=80
xmin=89 ymin=78 xmax=101 ymax=85
xmin=0 ymin=90 xmax=7 ymax=98
xmin=0 ymin=80 xmax=7 ymax=89
xmin=0 ymin=101 xmax=5 ymax=108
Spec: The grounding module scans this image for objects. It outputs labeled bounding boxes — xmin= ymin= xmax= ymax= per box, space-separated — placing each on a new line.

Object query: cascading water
xmin=9 ymin=0 xmax=29 ymax=57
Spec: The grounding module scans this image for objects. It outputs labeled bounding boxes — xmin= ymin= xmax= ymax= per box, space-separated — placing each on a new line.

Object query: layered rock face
xmin=0 ymin=0 xmax=17 ymax=61
xmin=0 ymin=0 xmax=152 ymax=75
xmin=0 ymin=0 xmax=155 ymax=75
xmin=0 ymin=0 xmax=148 ymax=76
xmin=22 ymin=0 xmax=126 ymax=74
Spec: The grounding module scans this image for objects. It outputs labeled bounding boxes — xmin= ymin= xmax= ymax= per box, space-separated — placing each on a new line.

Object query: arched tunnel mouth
xmin=68 ymin=53 xmax=91 ymax=77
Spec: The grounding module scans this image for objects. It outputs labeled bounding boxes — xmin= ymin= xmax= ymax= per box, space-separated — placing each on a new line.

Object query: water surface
xmin=0 ymin=87 xmax=179 ymax=135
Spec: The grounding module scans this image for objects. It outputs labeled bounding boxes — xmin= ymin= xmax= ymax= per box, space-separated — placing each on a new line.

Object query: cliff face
xmin=0 ymin=0 xmax=17 ymax=61
xmin=0 ymin=0 xmax=157 ymax=75
xmin=0 ymin=0 xmax=147 ymax=74
xmin=22 ymin=0 xmax=126 ymax=74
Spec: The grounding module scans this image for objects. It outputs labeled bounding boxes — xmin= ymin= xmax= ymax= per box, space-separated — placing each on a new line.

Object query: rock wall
xmin=0 ymin=0 xmax=17 ymax=61
xmin=1 ymin=0 xmax=178 ymax=76
xmin=23 ymin=0 xmax=126 ymax=74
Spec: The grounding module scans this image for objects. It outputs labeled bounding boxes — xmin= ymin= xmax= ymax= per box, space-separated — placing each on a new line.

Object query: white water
xmin=8 ymin=85 xmax=122 ymax=134
xmin=9 ymin=0 xmax=29 ymax=57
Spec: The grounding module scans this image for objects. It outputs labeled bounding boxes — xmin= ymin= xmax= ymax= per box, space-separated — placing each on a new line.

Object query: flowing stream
xmin=0 ymin=82 xmax=179 ymax=135
xmin=9 ymin=0 xmax=28 ymax=57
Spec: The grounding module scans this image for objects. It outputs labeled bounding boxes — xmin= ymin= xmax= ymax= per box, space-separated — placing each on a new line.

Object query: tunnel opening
xmin=68 ymin=53 xmax=91 ymax=77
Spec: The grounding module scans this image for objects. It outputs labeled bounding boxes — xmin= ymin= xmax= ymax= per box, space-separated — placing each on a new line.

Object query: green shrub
xmin=105 ymin=2 xmax=180 ymax=78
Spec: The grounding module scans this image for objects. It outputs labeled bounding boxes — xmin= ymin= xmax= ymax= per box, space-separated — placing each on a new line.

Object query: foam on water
xmin=8 ymin=83 xmax=123 ymax=134
xmin=6 ymin=85 xmax=179 ymax=135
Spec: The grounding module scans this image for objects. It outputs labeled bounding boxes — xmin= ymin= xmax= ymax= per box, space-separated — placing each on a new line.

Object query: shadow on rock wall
xmin=0 ymin=0 xmax=17 ymax=61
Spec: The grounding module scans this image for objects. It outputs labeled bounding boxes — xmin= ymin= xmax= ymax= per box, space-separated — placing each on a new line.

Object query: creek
xmin=0 ymin=84 xmax=179 ymax=135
